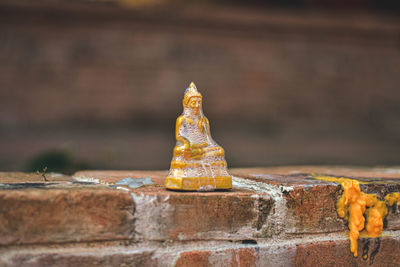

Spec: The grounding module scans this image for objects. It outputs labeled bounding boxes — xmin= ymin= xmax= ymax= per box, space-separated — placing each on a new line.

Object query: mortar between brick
xmin=232 ymin=176 xmax=291 ymax=237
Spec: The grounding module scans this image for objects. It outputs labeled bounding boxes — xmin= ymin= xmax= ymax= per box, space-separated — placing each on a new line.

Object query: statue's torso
xmin=179 ymin=117 xmax=209 ymax=145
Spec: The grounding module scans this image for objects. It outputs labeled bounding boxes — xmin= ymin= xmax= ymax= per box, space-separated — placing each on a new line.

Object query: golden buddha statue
xmin=165 ymin=82 xmax=232 ymax=191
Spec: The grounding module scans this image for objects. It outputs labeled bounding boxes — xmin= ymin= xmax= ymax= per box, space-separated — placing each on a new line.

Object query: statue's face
xmin=188 ymin=97 xmax=202 ymax=115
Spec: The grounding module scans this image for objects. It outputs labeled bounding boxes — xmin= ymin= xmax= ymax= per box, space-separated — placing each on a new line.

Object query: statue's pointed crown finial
xmin=183 ymin=81 xmax=202 ymax=107
xmin=189 ymin=82 xmax=197 ymax=90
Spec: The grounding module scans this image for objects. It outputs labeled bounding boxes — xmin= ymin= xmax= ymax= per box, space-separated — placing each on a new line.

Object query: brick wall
xmin=0 ymin=166 xmax=399 ymax=266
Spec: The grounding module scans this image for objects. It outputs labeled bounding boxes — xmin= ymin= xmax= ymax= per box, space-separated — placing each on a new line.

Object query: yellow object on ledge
xmin=165 ymin=82 xmax=232 ymax=191
xmin=315 ymin=175 xmax=400 ymax=257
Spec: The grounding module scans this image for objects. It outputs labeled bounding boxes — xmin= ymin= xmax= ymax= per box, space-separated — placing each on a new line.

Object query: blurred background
xmin=0 ymin=0 xmax=400 ymax=174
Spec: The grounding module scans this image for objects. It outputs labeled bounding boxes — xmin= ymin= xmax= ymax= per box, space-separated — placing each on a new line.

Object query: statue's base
xmin=165 ymin=176 xmax=232 ymax=191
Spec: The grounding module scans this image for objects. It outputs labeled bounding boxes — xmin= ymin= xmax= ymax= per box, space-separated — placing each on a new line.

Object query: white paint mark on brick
xmin=73 ymin=176 xmax=101 ymax=184
xmin=232 ymin=176 xmax=294 ymax=237
xmin=131 ymin=193 xmax=174 ymax=241
xmin=235 ymin=250 xmax=241 ymax=267
xmin=116 ymin=186 xmax=130 ymax=191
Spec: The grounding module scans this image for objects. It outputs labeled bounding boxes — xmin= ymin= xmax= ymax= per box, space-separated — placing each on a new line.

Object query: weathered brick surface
xmin=175 ymin=247 xmax=259 ymax=267
xmin=74 ymin=170 xmax=167 ymax=186
xmin=132 ymin=190 xmax=272 ymax=241
xmin=175 ymin=250 xmax=212 ymax=267
xmin=1 ymin=167 xmax=400 ymax=266
xmin=2 ymin=167 xmax=400 ymax=246
xmin=2 ymin=234 xmax=399 ymax=266
xmin=172 ymin=236 xmax=400 ymax=267
xmin=0 ymin=172 xmax=72 ymax=184
xmin=0 ymin=173 xmax=134 ymax=245
xmin=0 ymin=247 xmax=156 ymax=267
xmin=231 ymin=166 xmax=400 ymax=185
xmin=295 ymin=236 xmax=400 ymax=267
xmin=231 ymin=166 xmax=400 ymax=234
xmin=74 ymin=170 xmax=273 ymax=241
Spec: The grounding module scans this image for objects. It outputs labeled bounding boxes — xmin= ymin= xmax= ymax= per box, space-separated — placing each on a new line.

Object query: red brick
xmin=75 ymin=170 xmax=274 ymax=241
xmin=166 ymin=241 xmax=292 ymax=266
xmin=2 ymin=167 xmax=400 ymax=249
xmin=0 ymin=172 xmax=72 ymax=184
xmin=283 ymin=184 xmax=344 ymax=233
xmin=174 ymin=247 xmax=258 ymax=267
xmin=1 ymin=234 xmax=399 ymax=266
xmin=132 ymin=189 xmax=272 ymax=241
xmin=0 ymin=247 xmax=156 ymax=267
xmin=172 ymin=235 xmax=400 ymax=267
xmin=295 ymin=236 xmax=400 ymax=267
xmin=233 ymin=248 xmax=257 ymax=267
xmin=231 ymin=166 xmax=400 ymax=234
xmin=0 ymin=186 xmax=134 ymax=245
xmin=175 ymin=251 xmax=212 ymax=267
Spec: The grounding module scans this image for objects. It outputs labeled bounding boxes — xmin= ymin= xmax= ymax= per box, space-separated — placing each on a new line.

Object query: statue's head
xmin=183 ymin=82 xmax=202 ymax=115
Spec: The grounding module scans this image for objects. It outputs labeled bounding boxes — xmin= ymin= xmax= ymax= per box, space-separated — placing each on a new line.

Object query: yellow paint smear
xmin=315 ymin=176 xmax=399 ymax=257
xmin=385 ymin=192 xmax=400 ymax=206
